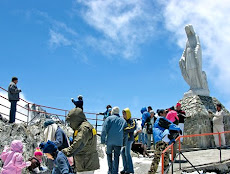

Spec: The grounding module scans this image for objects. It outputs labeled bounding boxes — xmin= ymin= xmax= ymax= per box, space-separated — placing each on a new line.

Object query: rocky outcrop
xmin=179 ymin=95 xmax=230 ymax=148
xmin=0 ymin=116 xmax=73 ymax=173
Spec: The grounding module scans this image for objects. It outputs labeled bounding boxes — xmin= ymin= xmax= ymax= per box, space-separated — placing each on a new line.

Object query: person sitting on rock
xmin=44 ymin=119 xmax=69 ymax=151
xmin=27 ymin=147 xmax=48 ymax=173
xmin=148 ymin=109 xmax=181 ymax=174
xmin=71 ymin=95 xmax=83 ymax=110
xmin=40 ymin=141 xmax=74 ymax=174
xmin=62 ymin=108 xmax=100 ymax=174
xmin=43 ymin=119 xmax=70 ymax=171
xmin=0 ymin=140 xmax=31 ymax=174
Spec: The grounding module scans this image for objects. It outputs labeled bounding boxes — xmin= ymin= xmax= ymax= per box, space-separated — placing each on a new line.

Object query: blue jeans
xmin=121 ymin=141 xmax=134 ymax=173
xmin=9 ymin=101 xmax=17 ymax=123
xmin=106 ymin=145 xmax=121 ymax=174
xmin=138 ymin=132 xmax=148 ymax=145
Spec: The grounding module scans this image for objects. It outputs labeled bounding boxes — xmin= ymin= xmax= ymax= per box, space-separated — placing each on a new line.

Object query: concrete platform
xmin=156 ymin=148 xmax=230 ymax=173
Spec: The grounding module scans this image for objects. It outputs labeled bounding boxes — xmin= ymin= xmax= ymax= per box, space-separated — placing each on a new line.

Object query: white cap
xmin=111 ymin=106 xmax=120 ymax=115
xmin=150 ymin=110 xmax=155 ymax=114
xmin=78 ymin=95 xmax=83 ymax=99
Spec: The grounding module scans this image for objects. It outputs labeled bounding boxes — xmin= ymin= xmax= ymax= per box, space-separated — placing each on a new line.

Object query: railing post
xmin=179 ymin=137 xmax=181 ymax=170
xmin=161 ymin=153 xmax=164 ymax=174
xmin=27 ymin=103 xmax=30 ymax=126
xmin=171 ymin=143 xmax=174 ymax=173
xmin=219 ymin=132 xmax=222 ymax=163
xmin=96 ymin=114 xmax=98 ymax=133
xmin=65 ymin=110 xmax=67 ymax=125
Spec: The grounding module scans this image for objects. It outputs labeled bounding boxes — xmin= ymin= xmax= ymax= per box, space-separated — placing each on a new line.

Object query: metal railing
xmin=161 ymin=131 xmax=230 ymax=174
xmin=0 ymin=87 xmax=103 ymax=132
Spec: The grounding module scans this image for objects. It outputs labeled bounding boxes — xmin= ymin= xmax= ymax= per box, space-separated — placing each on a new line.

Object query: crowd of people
xmin=0 ymin=77 xmax=228 ymax=174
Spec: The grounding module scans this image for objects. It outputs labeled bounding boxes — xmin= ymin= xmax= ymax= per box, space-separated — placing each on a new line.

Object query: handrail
xmin=0 ymin=87 xmax=68 ymax=112
xmin=161 ymin=131 xmax=230 ymax=174
xmin=0 ymin=86 xmax=104 ymax=132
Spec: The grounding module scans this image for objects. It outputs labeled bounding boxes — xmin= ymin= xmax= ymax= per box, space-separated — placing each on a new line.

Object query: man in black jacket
xmin=71 ymin=95 xmax=83 ymax=110
xmin=8 ymin=77 xmax=22 ymax=123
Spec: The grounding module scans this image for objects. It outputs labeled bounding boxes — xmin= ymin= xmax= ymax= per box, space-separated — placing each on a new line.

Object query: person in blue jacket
xmin=98 ymin=105 xmax=112 ymax=120
xmin=141 ymin=107 xmax=151 ymax=128
xmin=40 ymin=141 xmax=73 ymax=174
xmin=148 ymin=109 xmax=181 ymax=174
xmin=43 ymin=119 xmax=69 ymax=151
xmin=101 ymin=106 xmax=128 ymax=174
xmin=139 ymin=107 xmax=150 ymax=148
xmin=71 ymin=95 xmax=83 ymax=110
xmin=121 ymin=108 xmax=136 ymax=174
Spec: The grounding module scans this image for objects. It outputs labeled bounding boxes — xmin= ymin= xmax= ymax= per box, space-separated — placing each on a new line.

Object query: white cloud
xmin=49 ymin=29 xmax=72 ymax=48
xmin=77 ymin=0 xmax=159 ymax=59
xmin=34 ymin=10 xmax=78 ymax=37
xmin=158 ymin=0 xmax=230 ymax=97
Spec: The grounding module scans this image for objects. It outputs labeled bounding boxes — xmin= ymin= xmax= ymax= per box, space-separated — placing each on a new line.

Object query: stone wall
xmin=179 ymin=95 xmax=230 ymax=148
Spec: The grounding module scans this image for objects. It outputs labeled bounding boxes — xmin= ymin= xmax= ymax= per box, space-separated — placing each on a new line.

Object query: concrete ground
xmin=94 ymin=147 xmax=230 ymax=174
xmin=156 ymin=148 xmax=230 ymax=173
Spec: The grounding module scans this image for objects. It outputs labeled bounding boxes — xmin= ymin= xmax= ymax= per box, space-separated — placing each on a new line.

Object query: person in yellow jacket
xmin=121 ymin=108 xmax=136 ymax=174
xmin=62 ymin=108 xmax=100 ymax=174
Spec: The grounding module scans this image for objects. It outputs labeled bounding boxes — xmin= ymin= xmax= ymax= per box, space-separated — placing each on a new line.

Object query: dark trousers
xmin=9 ymin=101 xmax=17 ymax=123
xmin=106 ymin=145 xmax=122 ymax=174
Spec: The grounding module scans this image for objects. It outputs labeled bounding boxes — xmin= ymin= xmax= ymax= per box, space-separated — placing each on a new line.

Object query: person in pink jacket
xmin=0 ymin=140 xmax=31 ymax=174
xmin=166 ymin=110 xmax=179 ymax=125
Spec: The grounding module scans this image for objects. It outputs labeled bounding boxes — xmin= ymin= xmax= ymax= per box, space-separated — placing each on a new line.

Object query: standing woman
xmin=121 ymin=108 xmax=136 ymax=174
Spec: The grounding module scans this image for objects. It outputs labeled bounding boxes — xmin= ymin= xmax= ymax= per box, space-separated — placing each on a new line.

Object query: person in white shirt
xmin=209 ymin=103 xmax=226 ymax=147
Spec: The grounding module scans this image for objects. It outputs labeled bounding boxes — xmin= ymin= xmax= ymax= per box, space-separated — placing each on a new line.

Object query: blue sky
xmin=1 ymin=0 xmax=230 ymax=120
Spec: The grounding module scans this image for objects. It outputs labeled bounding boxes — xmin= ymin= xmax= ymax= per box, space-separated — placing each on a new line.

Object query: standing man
xmin=140 ymin=107 xmax=150 ymax=149
xmin=62 ymin=108 xmax=100 ymax=174
xmin=121 ymin=108 xmax=136 ymax=174
xmin=71 ymin=95 xmax=83 ymax=110
xmin=8 ymin=77 xmax=22 ymax=123
xmin=101 ymin=106 xmax=127 ymax=174
xmin=209 ymin=104 xmax=226 ymax=147
xmin=146 ymin=110 xmax=156 ymax=150
xmin=175 ymin=103 xmax=186 ymax=142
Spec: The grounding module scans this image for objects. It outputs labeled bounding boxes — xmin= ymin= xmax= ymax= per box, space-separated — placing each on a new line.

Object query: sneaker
xmin=120 ymin=171 xmax=126 ymax=174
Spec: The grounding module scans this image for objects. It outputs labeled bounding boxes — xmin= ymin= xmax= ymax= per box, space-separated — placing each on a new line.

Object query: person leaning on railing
xmin=8 ymin=77 xmax=22 ymax=123
xmin=98 ymin=104 xmax=112 ymax=121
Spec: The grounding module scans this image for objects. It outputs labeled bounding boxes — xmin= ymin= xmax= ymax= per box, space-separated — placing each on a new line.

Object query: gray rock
xmin=179 ymin=95 xmax=230 ymax=148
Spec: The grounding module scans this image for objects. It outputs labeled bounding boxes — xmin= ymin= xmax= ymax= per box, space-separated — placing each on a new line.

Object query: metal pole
xmin=27 ymin=103 xmax=30 ymax=126
xmin=218 ymin=133 xmax=222 ymax=163
xmin=65 ymin=111 xmax=67 ymax=125
xmin=179 ymin=137 xmax=182 ymax=170
xmin=171 ymin=144 xmax=174 ymax=174
xmin=180 ymin=152 xmax=201 ymax=174
xmin=96 ymin=114 xmax=98 ymax=133
xmin=161 ymin=153 xmax=164 ymax=174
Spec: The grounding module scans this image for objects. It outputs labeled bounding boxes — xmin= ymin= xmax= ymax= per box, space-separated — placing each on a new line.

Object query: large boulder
xmin=0 ymin=117 xmax=74 ymax=173
xmin=179 ymin=95 xmax=230 ymax=148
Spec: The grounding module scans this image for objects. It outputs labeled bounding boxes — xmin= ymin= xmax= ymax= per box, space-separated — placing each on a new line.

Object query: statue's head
xmin=185 ymin=24 xmax=195 ymax=36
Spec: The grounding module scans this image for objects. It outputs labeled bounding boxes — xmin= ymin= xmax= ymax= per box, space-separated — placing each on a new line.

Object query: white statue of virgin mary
xmin=179 ymin=24 xmax=210 ymax=97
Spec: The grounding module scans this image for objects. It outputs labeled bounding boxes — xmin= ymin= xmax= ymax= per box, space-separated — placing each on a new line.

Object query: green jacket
xmin=62 ymin=108 xmax=100 ymax=172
